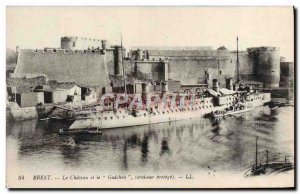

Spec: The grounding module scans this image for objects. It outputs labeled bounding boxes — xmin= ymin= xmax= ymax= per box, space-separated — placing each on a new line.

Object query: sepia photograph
xmin=5 ymin=6 xmax=295 ymax=189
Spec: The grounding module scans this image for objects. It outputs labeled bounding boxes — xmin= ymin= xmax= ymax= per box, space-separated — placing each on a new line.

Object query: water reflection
xmin=160 ymin=139 xmax=170 ymax=156
xmin=6 ymin=106 xmax=294 ymax=174
xmin=141 ymin=133 xmax=149 ymax=165
xmin=122 ymin=141 xmax=128 ymax=171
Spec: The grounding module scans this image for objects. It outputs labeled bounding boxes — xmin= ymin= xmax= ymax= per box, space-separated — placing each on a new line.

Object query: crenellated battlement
xmin=21 ymin=48 xmax=107 ymax=55
xmin=61 ymin=36 xmax=102 ymax=42
xmin=247 ymin=46 xmax=280 ymax=52
xmin=61 ymin=36 xmax=108 ymax=51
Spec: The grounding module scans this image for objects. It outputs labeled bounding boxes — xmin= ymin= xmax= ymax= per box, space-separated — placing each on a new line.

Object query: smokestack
xmin=142 ymin=83 xmax=150 ymax=101
xmin=226 ymin=78 xmax=233 ymax=90
xmin=212 ymin=79 xmax=219 ymax=92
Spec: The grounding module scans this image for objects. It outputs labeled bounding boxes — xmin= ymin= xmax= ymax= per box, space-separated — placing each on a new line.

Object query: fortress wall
xmin=104 ymin=50 xmax=115 ymax=75
xmin=146 ymin=49 xmax=259 ymax=85
xmin=147 ymin=49 xmax=231 ymax=58
xmin=135 ymin=61 xmax=167 ymax=82
xmin=167 ymin=58 xmax=236 ymax=85
xmin=229 ymin=51 xmax=257 ymax=81
xmin=123 ymin=60 xmax=134 ymax=75
xmin=14 ymin=49 xmax=110 ymax=87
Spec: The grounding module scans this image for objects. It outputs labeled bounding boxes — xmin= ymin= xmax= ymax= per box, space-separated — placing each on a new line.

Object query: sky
xmin=6 ymin=7 xmax=294 ymax=61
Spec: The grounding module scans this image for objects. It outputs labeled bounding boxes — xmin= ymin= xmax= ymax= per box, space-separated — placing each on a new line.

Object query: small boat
xmin=58 ymin=128 xmax=102 ymax=135
xmin=39 ymin=117 xmax=50 ymax=121
xmin=270 ymin=105 xmax=279 ymax=111
xmin=212 ymin=107 xmax=253 ymax=118
xmin=244 ymin=137 xmax=294 ymax=176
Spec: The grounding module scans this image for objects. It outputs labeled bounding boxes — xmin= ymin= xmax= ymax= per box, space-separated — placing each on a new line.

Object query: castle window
xmin=205 ymin=71 xmax=207 ymax=75
xmin=73 ymin=42 xmax=76 ymax=47
xmin=220 ymin=70 xmax=222 ymax=75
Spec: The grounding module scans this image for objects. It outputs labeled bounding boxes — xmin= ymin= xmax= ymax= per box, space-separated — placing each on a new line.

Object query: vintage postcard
xmin=6 ymin=6 xmax=295 ymax=189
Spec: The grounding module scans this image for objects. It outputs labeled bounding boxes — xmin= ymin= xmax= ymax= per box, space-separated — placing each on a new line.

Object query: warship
xmin=61 ymin=79 xmax=271 ymax=133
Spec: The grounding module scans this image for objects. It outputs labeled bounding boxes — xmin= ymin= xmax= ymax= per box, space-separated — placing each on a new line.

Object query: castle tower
xmin=248 ymin=47 xmax=280 ymax=88
xmin=114 ymin=46 xmax=124 ymax=76
xmin=101 ymin=40 xmax=107 ymax=50
xmin=61 ymin=36 xmax=103 ymax=51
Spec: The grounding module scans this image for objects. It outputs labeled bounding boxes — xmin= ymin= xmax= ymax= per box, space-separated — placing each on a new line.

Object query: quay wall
xmin=135 ymin=61 xmax=168 ymax=82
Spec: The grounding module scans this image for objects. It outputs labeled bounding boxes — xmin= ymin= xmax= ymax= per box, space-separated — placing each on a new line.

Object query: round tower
xmin=114 ymin=46 xmax=123 ymax=76
xmin=101 ymin=40 xmax=107 ymax=50
xmin=137 ymin=49 xmax=143 ymax=61
xmin=61 ymin=36 xmax=77 ymax=50
xmin=248 ymin=47 xmax=280 ymax=88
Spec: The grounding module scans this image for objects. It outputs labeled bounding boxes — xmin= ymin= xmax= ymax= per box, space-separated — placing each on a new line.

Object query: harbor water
xmin=6 ymin=106 xmax=294 ymax=175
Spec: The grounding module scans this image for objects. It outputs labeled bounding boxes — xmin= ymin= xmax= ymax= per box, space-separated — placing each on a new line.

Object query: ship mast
xmin=266 ymin=150 xmax=269 ymax=165
xmin=121 ymin=35 xmax=127 ymax=94
xmin=217 ymin=59 xmax=220 ymax=81
xmin=236 ymin=36 xmax=240 ymax=82
xmin=255 ymin=136 xmax=258 ymax=168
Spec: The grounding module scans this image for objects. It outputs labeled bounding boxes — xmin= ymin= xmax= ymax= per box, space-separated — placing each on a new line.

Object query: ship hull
xmin=69 ymin=93 xmax=271 ymax=130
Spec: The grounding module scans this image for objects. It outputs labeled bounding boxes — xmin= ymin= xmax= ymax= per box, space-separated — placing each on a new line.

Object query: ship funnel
xmin=142 ymin=83 xmax=150 ymax=101
xmin=226 ymin=78 xmax=233 ymax=90
xmin=212 ymin=79 xmax=219 ymax=92
xmin=162 ymin=82 xmax=169 ymax=94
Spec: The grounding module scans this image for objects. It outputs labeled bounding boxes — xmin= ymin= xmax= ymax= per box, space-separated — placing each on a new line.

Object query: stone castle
xmin=13 ymin=36 xmax=293 ymax=95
